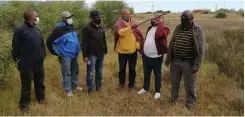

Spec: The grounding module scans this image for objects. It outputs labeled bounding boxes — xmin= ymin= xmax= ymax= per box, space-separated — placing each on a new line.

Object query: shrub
xmin=215 ymin=12 xmax=227 ymax=19
xmin=205 ymin=26 xmax=244 ymax=88
xmin=0 ymin=30 xmax=16 ymax=88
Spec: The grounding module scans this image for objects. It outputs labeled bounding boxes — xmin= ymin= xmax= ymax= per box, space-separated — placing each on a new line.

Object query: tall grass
xmin=0 ymin=12 xmax=243 ymax=115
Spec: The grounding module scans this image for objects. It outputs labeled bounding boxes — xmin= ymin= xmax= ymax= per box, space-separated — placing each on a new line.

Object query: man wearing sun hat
xmin=46 ymin=11 xmax=82 ymax=97
xmin=82 ymin=11 xmax=107 ymax=93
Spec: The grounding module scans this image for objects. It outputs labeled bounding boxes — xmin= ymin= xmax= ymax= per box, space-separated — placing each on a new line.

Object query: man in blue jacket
xmin=46 ymin=11 xmax=82 ymax=97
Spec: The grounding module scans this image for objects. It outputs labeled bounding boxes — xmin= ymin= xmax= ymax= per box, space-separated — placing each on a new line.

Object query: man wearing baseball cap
xmin=82 ymin=11 xmax=107 ymax=93
xmin=46 ymin=11 xmax=82 ymax=97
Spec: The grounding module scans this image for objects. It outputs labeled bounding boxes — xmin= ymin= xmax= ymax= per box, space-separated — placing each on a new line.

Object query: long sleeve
xmin=82 ymin=27 xmax=89 ymax=58
xmin=118 ymin=26 xmax=133 ymax=36
xmin=46 ymin=28 xmax=59 ymax=55
xmin=12 ymin=27 xmax=22 ymax=62
xmin=103 ymin=32 xmax=108 ymax=54
xmin=193 ymin=26 xmax=205 ymax=70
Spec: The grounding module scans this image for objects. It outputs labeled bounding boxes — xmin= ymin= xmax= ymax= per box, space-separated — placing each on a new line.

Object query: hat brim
xmin=68 ymin=14 xmax=74 ymax=18
xmin=63 ymin=14 xmax=74 ymax=18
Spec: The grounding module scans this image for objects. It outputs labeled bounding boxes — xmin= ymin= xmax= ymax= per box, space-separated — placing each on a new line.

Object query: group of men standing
xmin=12 ymin=8 xmax=204 ymax=112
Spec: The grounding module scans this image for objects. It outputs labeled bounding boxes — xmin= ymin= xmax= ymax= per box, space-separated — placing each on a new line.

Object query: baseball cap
xmin=61 ymin=11 xmax=74 ymax=18
xmin=89 ymin=11 xmax=100 ymax=19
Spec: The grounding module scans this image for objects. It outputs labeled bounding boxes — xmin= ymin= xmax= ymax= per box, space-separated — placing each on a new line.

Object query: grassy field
xmin=0 ymin=14 xmax=244 ymax=116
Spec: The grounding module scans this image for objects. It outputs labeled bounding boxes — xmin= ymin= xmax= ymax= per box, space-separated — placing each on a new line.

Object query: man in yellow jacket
xmin=114 ymin=8 xmax=144 ymax=91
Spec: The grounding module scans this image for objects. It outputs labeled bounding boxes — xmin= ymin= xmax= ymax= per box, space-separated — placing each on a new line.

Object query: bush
xmin=0 ymin=30 xmax=16 ymax=88
xmin=205 ymin=26 xmax=244 ymax=88
xmin=0 ymin=1 xmax=89 ymax=38
xmin=215 ymin=12 xmax=227 ymax=19
xmin=155 ymin=10 xmax=163 ymax=13
xmin=202 ymin=10 xmax=211 ymax=14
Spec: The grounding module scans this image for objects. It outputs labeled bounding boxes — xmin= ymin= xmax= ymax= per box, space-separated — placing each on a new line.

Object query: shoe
xmin=67 ymin=92 xmax=73 ymax=97
xmin=20 ymin=106 xmax=28 ymax=112
xmin=186 ymin=104 xmax=195 ymax=111
xmin=117 ymin=84 xmax=125 ymax=89
xmin=137 ymin=88 xmax=147 ymax=95
xmin=154 ymin=92 xmax=161 ymax=100
xmin=96 ymin=88 xmax=103 ymax=92
xmin=171 ymin=100 xmax=177 ymax=105
xmin=76 ymin=86 xmax=83 ymax=91
xmin=128 ymin=88 xmax=135 ymax=93
xmin=37 ymin=100 xmax=44 ymax=104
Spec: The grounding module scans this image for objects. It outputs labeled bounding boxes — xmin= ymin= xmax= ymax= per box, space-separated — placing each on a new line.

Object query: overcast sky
xmin=85 ymin=0 xmax=244 ymax=13
xmin=0 ymin=0 xmax=243 ymax=13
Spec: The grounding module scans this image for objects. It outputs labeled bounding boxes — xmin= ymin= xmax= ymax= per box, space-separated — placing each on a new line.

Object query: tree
xmin=92 ymin=1 xmax=128 ymax=31
xmin=155 ymin=10 xmax=163 ymax=13
xmin=129 ymin=7 xmax=134 ymax=14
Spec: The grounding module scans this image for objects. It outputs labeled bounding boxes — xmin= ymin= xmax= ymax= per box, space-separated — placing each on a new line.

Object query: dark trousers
xmin=170 ymin=58 xmax=197 ymax=108
xmin=142 ymin=54 xmax=163 ymax=93
xmin=18 ymin=62 xmax=45 ymax=108
xmin=118 ymin=52 xmax=137 ymax=88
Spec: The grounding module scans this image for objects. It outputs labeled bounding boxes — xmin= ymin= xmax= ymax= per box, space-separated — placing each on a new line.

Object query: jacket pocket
xmin=63 ymin=38 xmax=78 ymax=53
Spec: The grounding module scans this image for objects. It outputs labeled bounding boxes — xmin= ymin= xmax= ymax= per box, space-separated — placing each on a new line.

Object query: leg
xmin=170 ymin=59 xmax=183 ymax=102
xmin=128 ymin=52 xmax=137 ymax=88
xmin=19 ymin=65 xmax=34 ymax=108
xmin=118 ymin=53 xmax=127 ymax=86
xmin=60 ymin=57 xmax=72 ymax=93
xmin=33 ymin=62 xmax=45 ymax=101
xmin=152 ymin=56 xmax=163 ymax=93
xmin=142 ymin=54 xmax=152 ymax=91
xmin=95 ymin=53 xmax=104 ymax=90
xmin=181 ymin=60 xmax=197 ymax=109
xmin=71 ymin=58 xmax=79 ymax=89
xmin=86 ymin=55 xmax=97 ymax=92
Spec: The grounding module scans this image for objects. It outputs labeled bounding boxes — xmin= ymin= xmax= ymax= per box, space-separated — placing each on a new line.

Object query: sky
xmin=85 ymin=0 xmax=244 ymax=13
xmin=0 ymin=0 xmax=243 ymax=13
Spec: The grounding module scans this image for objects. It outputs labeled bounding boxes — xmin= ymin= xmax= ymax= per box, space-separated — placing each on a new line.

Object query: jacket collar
xmin=24 ymin=20 xmax=34 ymax=28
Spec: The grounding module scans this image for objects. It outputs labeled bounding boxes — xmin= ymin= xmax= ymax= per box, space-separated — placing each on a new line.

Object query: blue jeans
xmin=142 ymin=54 xmax=163 ymax=93
xmin=59 ymin=56 xmax=79 ymax=93
xmin=86 ymin=53 xmax=104 ymax=92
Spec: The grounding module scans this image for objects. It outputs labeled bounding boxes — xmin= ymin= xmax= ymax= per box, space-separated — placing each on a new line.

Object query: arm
xmin=82 ymin=27 xmax=89 ymax=58
xmin=12 ymin=27 xmax=22 ymax=62
xmin=46 ymin=27 xmax=60 ymax=55
xmin=103 ymin=32 xmax=108 ymax=54
xmin=118 ymin=26 xmax=133 ymax=36
xmin=193 ymin=26 xmax=205 ymax=70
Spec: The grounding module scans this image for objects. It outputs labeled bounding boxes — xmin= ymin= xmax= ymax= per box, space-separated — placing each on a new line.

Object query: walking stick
xmin=136 ymin=13 xmax=167 ymax=26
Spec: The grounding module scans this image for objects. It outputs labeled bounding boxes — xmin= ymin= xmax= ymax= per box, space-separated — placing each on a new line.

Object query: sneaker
xmin=137 ymin=88 xmax=147 ymax=95
xmin=154 ymin=92 xmax=161 ymax=100
xmin=76 ymin=86 xmax=83 ymax=91
xmin=67 ymin=92 xmax=73 ymax=97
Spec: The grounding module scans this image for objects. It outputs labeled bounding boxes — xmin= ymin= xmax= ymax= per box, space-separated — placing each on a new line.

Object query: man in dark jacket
xmin=137 ymin=13 xmax=170 ymax=100
xmin=46 ymin=11 xmax=82 ymax=97
xmin=12 ymin=8 xmax=46 ymax=111
xmin=82 ymin=11 xmax=107 ymax=93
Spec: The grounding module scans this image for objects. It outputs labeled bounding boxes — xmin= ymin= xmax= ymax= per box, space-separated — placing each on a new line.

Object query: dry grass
xmin=0 ymin=15 xmax=243 ymax=116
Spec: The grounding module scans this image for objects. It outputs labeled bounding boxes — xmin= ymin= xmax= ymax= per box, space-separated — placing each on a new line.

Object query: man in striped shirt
xmin=165 ymin=10 xmax=205 ymax=110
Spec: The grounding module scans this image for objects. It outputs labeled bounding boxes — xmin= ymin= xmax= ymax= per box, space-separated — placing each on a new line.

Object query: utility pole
xmin=152 ymin=0 xmax=154 ymax=13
